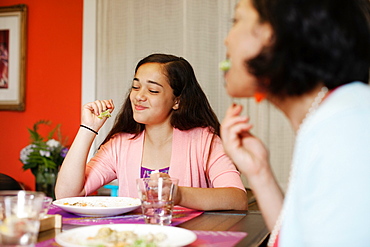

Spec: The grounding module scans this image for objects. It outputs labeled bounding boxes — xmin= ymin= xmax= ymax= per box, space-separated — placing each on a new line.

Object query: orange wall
xmin=0 ymin=0 xmax=83 ymax=190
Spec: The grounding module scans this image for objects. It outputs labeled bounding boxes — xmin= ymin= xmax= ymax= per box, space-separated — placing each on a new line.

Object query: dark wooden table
xmin=179 ymin=210 xmax=269 ymax=246
xmin=38 ymin=210 xmax=269 ymax=246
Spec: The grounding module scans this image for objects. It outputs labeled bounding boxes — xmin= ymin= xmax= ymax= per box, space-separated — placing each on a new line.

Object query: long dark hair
xmin=250 ymin=0 xmax=370 ymax=98
xmin=101 ymin=53 xmax=220 ymax=146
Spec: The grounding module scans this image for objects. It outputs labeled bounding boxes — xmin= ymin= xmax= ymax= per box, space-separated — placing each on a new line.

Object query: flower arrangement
xmin=20 ymin=120 xmax=68 ymax=177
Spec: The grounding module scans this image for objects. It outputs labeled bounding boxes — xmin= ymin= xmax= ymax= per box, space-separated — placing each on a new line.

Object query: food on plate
xmin=86 ymin=227 xmax=167 ymax=247
xmin=63 ymin=201 xmax=102 ymax=207
xmin=219 ymin=59 xmax=231 ymax=72
xmin=98 ymin=109 xmax=112 ymax=119
xmin=60 ymin=198 xmax=139 ymax=208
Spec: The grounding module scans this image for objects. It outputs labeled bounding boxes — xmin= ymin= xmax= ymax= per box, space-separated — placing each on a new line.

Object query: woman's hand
xmin=221 ymin=104 xmax=269 ymax=179
xmin=81 ymin=99 xmax=114 ymax=133
xmin=221 ymin=104 xmax=284 ymax=230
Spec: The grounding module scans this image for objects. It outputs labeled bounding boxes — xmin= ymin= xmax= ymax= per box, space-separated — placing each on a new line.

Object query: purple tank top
xmin=140 ymin=166 xmax=170 ymax=178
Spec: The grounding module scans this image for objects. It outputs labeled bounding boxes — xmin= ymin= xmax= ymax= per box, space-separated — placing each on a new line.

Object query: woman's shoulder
xmin=335 ymin=81 xmax=370 ymax=99
xmin=321 ymin=82 xmax=370 ymax=115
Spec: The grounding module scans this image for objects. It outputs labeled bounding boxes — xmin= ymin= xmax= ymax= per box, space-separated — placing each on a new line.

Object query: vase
xmin=35 ymin=166 xmax=58 ymax=200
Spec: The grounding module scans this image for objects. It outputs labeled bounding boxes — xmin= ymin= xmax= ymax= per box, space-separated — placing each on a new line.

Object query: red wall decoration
xmin=0 ymin=0 xmax=83 ymax=190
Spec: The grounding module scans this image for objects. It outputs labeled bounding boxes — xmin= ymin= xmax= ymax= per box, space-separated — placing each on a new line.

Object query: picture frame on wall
xmin=0 ymin=4 xmax=27 ymax=111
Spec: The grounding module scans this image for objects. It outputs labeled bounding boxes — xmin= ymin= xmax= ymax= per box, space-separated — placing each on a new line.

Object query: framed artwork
xmin=0 ymin=4 xmax=27 ymax=111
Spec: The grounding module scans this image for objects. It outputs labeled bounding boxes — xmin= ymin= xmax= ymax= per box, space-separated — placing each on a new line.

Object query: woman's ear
xmin=173 ymin=98 xmax=180 ymax=110
xmin=253 ymin=22 xmax=273 ymax=46
xmin=260 ymin=23 xmax=273 ymax=46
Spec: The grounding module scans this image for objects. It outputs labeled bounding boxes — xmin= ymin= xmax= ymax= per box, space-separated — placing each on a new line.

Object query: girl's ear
xmin=173 ymin=98 xmax=180 ymax=110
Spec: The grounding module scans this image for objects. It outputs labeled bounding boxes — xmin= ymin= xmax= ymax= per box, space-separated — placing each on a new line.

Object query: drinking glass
xmin=39 ymin=197 xmax=53 ymax=219
xmin=0 ymin=191 xmax=45 ymax=246
xmin=136 ymin=177 xmax=178 ymax=226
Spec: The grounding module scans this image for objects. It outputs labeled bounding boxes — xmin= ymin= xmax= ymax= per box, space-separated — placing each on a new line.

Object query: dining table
xmin=37 ymin=204 xmax=269 ymax=247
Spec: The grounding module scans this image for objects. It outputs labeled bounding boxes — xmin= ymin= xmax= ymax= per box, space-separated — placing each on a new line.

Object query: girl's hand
xmin=221 ymin=104 xmax=269 ymax=178
xmin=81 ymin=99 xmax=114 ymax=132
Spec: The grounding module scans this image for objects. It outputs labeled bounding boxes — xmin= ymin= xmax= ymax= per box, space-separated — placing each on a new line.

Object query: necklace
xmin=298 ymin=86 xmax=329 ymax=132
xmin=267 ymin=86 xmax=328 ymax=247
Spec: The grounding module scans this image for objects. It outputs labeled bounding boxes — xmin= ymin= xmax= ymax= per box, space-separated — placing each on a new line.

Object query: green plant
xmin=20 ymin=120 xmax=68 ymax=177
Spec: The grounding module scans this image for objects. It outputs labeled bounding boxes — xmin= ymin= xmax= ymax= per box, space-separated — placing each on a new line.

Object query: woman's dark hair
xmin=101 ymin=53 xmax=220 ymax=146
xmin=250 ymin=0 xmax=370 ymax=97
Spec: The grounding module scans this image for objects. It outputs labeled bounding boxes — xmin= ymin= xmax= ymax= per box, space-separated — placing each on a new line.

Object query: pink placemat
xmin=47 ymin=204 xmax=203 ymax=226
xmin=36 ymin=230 xmax=247 ymax=247
xmin=189 ymin=231 xmax=247 ymax=246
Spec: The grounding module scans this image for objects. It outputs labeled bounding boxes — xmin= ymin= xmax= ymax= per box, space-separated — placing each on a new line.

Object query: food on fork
xmin=98 ymin=109 xmax=112 ymax=119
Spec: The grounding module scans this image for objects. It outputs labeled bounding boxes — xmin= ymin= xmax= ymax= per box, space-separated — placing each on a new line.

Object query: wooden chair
xmin=0 ymin=173 xmax=25 ymax=190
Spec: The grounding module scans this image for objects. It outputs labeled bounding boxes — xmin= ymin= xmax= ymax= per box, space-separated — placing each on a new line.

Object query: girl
xmin=56 ymin=53 xmax=248 ymax=211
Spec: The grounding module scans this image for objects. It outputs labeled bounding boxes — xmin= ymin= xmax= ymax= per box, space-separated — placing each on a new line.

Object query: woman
xmin=56 ymin=53 xmax=248 ymax=211
xmin=221 ymin=0 xmax=370 ymax=246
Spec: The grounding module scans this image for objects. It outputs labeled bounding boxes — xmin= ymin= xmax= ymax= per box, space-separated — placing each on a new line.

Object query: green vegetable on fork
xmin=98 ymin=109 xmax=111 ymax=119
xmin=219 ymin=59 xmax=231 ymax=72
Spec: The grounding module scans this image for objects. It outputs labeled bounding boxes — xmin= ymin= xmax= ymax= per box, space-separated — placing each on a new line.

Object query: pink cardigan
xmin=84 ymin=127 xmax=245 ymax=198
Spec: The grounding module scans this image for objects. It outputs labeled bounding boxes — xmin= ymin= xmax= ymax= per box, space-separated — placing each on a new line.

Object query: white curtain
xmin=87 ymin=0 xmax=294 ymax=191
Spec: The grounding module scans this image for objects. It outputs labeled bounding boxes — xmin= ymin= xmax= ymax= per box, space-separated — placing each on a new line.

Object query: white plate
xmin=55 ymin=224 xmax=197 ymax=247
xmin=52 ymin=197 xmax=141 ymax=216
